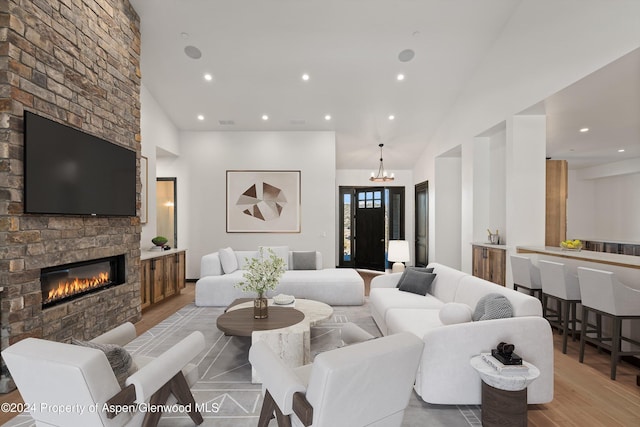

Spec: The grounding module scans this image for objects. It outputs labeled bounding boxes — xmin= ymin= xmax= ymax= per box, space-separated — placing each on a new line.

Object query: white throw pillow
xmin=439 ymin=303 xmax=473 ymax=325
xmin=259 ymin=246 xmax=289 ymax=270
xmin=219 ymin=247 xmax=238 ymax=274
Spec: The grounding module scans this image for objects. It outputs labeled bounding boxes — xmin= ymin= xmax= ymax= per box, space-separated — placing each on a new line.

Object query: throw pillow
xmin=71 ymin=339 xmax=137 ymax=388
xmin=472 ymin=293 xmax=514 ymax=321
xmin=396 ymin=267 xmax=434 ymax=287
xmin=292 ymin=251 xmax=317 ymax=270
xmin=219 ymin=247 xmax=238 ymax=274
xmin=397 ymin=269 xmax=437 ymax=296
xmin=260 ymin=246 xmax=290 ymax=270
xmin=439 ymin=303 xmax=473 ymax=325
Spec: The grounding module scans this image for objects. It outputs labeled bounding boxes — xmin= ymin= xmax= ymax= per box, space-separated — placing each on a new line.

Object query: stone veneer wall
xmin=0 ymin=0 xmax=142 ymax=387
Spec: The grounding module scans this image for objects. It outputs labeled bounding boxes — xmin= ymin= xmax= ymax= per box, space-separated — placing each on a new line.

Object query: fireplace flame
xmin=45 ymin=272 xmax=110 ymax=304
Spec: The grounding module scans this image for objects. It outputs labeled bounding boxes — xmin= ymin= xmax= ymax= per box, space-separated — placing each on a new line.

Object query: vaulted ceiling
xmin=130 ymin=0 xmax=639 ymax=170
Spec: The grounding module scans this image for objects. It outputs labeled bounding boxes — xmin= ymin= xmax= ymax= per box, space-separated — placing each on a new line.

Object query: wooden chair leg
xmin=170 ymin=371 xmax=204 ymax=425
xmin=141 ymin=371 xmax=203 ymax=427
xmin=142 ymin=382 xmax=172 ymax=427
xmin=571 ymin=302 xmax=578 ymax=341
xmin=611 ymin=317 xmax=622 ymax=380
xmin=596 ymin=313 xmax=603 ymax=353
xmin=258 ymin=391 xmax=277 ymax=427
xmin=562 ymin=300 xmax=569 ymax=354
xmin=258 ymin=391 xmax=292 ymax=427
xmin=579 ymin=306 xmax=587 ymax=363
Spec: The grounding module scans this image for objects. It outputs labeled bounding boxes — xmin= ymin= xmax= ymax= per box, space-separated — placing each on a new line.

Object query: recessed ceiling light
xmin=618 ymin=149 xmax=625 ymax=153
xmin=262 ymin=114 xmax=269 ymax=121
xmin=324 ymin=114 xmax=331 ymax=121
xmin=388 ymin=115 xmax=395 ymax=121
xmin=301 ymin=73 xmax=310 ymax=81
xmin=397 ymin=74 xmax=405 ymax=81
xmin=180 ymin=32 xmax=189 ymax=39
xmin=197 ymin=114 xmax=204 ymax=121
xmin=579 ymin=127 xmax=589 ymax=133
xmin=204 ymin=73 xmax=213 ymax=81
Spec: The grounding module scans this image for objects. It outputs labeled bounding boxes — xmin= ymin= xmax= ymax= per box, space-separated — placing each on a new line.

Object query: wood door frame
xmin=338 ymin=186 xmax=405 ymax=270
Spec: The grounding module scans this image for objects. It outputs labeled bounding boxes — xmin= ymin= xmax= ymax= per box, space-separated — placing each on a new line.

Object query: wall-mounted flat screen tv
xmin=24 ymin=111 xmax=137 ymax=217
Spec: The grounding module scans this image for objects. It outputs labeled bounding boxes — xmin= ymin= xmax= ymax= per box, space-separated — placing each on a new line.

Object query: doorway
xmin=415 ymin=181 xmax=429 ymax=267
xmin=156 ymin=177 xmax=177 ymax=248
xmin=339 ymin=186 xmax=405 ymax=271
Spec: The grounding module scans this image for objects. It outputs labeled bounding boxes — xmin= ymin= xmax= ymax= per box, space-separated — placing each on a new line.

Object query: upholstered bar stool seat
xmin=577 ymin=267 xmax=640 ymax=380
xmin=510 ymin=255 xmax=543 ymax=301
xmin=539 ymin=260 xmax=582 ymax=354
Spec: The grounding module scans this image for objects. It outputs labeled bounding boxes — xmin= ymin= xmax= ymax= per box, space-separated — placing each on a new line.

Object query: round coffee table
xmin=217 ymin=307 xmax=305 ymax=336
xmin=219 ymin=298 xmax=334 ymax=383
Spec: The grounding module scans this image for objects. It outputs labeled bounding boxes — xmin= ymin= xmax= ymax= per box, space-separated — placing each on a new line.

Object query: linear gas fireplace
xmin=40 ymin=255 xmax=126 ymax=309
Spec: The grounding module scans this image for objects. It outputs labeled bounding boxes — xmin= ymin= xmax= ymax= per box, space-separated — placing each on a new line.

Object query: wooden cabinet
xmin=140 ymin=250 xmax=186 ymax=311
xmin=472 ymin=245 xmax=506 ymax=286
xmin=140 ymin=258 xmax=152 ymax=310
xmin=546 ymin=159 xmax=568 ymax=246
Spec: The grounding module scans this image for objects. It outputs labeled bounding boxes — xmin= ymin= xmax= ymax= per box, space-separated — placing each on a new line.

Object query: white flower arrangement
xmin=236 ymin=248 xmax=286 ymax=297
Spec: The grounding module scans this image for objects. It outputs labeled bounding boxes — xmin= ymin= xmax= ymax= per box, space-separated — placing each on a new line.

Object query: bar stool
xmin=510 ymin=255 xmax=543 ymax=301
xmin=538 ymin=260 xmax=582 ymax=354
xmin=577 ymin=267 xmax=640 ymax=380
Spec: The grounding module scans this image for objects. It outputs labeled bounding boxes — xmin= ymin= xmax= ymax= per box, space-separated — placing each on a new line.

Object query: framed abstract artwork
xmin=226 ymin=170 xmax=301 ymax=233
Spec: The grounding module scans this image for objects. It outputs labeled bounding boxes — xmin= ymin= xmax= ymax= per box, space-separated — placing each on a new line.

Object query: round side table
xmin=470 ymin=355 xmax=540 ymax=427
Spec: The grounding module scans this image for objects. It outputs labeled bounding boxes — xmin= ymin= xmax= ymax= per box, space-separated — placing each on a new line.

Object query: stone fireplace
xmin=0 ymin=0 xmax=142 ymax=392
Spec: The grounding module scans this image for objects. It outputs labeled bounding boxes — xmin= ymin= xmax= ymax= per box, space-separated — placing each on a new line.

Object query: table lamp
xmin=388 ymin=240 xmax=410 ymax=273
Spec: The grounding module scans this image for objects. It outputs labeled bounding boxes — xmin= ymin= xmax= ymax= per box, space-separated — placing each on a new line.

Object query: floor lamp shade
xmin=388 ymin=240 xmax=410 ymax=273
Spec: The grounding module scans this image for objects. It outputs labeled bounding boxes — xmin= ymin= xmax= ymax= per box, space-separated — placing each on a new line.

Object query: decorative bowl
xmin=273 ymin=294 xmax=295 ymax=305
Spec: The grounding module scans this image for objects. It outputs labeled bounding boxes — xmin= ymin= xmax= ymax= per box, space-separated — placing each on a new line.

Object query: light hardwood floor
xmin=1 ymin=282 xmax=639 ymax=426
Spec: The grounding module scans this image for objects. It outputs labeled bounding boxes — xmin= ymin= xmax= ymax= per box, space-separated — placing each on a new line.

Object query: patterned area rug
xmin=3 ymin=300 xmax=480 ymax=427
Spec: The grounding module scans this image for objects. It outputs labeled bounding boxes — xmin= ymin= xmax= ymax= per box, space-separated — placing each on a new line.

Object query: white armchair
xmin=2 ymin=322 xmax=205 ymax=427
xmin=249 ymin=331 xmax=424 ymax=427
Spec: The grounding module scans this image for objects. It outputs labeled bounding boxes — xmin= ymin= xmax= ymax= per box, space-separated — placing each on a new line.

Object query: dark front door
xmin=354 ymin=188 xmax=386 ymax=270
xmin=415 ymin=181 xmax=428 ymax=267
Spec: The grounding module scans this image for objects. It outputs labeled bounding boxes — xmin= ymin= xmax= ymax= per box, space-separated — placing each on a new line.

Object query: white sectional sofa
xmin=370 ymin=262 xmax=553 ymax=405
xmin=195 ymin=248 xmax=365 ymax=306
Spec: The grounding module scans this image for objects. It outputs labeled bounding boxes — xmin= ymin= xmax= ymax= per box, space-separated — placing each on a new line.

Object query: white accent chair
xmin=2 ymin=322 xmax=205 ymax=427
xmin=577 ymin=267 xmax=640 ymax=380
xmin=510 ymin=255 xmax=543 ymax=301
xmin=249 ymin=331 xmax=424 ymax=427
xmin=539 ymin=260 xmax=582 ymax=354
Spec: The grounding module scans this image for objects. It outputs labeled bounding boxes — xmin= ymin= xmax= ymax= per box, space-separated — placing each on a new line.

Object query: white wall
xmin=434 ymin=156 xmax=462 ymax=268
xmin=163 ymin=131 xmax=336 ymax=279
xmin=489 ymin=131 xmax=506 ymax=241
xmin=336 ymin=169 xmax=414 ymax=266
xmin=140 ymin=84 xmax=179 ymax=248
xmin=568 ymin=169 xmax=640 ymax=242
xmin=413 ymin=0 xmax=640 ymax=269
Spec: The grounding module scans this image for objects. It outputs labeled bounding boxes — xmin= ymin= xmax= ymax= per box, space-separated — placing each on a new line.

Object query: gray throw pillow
xmin=397 ymin=269 xmax=437 ymax=296
xmin=396 ymin=267 xmax=434 ymax=287
xmin=472 ymin=293 xmax=514 ymax=321
xmin=292 ymin=251 xmax=317 ymax=270
xmin=72 ymin=339 xmax=137 ymax=388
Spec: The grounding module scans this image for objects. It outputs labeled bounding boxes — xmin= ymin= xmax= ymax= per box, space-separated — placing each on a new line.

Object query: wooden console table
xmin=140 ymin=249 xmax=186 ymax=310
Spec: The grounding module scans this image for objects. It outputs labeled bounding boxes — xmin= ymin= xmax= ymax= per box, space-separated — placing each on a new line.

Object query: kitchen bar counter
xmin=517 ymin=245 xmax=640 ymax=357
xmin=516 ymin=245 xmax=639 ymax=293
xmin=516 ymin=246 xmax=640 ymax=270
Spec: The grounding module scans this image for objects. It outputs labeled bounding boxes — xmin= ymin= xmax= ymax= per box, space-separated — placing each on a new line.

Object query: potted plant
xmin=152 ymin=236 xmax=168 ymax=248
xmin=235 ymin=248 xmax=286 ymax=318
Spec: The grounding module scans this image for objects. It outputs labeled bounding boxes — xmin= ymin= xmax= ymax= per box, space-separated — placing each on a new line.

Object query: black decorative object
xmin=491 ymin=341 xmax=523 ymax=365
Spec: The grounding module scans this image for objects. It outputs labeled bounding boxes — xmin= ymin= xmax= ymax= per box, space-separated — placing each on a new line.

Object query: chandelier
xmin=369 ymin=143 xmax=395 ymax=182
